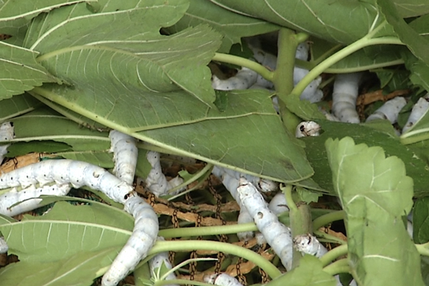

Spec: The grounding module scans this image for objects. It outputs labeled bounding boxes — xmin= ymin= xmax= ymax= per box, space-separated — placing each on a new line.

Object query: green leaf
xmin=27 ymin=0 xmax=221 ymax=107
xmin=0 ymin=248 xmax=118 ymax=286
xmin=10 ymin=107 xmax=111 ymax=152
xmin=0 ymin=93 xmax=41 ymax=122
xmin=302 ymin=120 xmax=429 ymax=197
xmin=325 ymin=137 xmax=423 ymax=286
xmin=134 ymin=90 xmax=314 ymax=183
xmin=377 ymin=0 xmax=429 ymax=65
xmin=0 ymin=201 xmax=133 ymax=262
xmin=210 ymin=0 xmax=380 ymax=44
xmin=413 ymin=197 xmax=429 ymax=244
xmin=55 ymin=151 xmax=114 ymax=168
xmin=392 ymin=0 xmax=429 ymax=18
xmin=166 ymin=0 xmax=279 ymax=53
xmin=0 ymin=0 xmax=92 ymax=37
xmin=266 ymin=255 xmax=336 ymax=286
xmin=0 ymin=42 xmax=57 ymax=99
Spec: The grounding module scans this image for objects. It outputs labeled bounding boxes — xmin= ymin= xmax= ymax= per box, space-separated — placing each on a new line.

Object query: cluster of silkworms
xmin=0 ymin=130 xmax=160 ymax=286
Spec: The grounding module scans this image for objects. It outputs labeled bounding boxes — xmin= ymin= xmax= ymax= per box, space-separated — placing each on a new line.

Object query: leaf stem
xmin=149 ymin=240 xmax=282 ymax=279
xmin=212 ymin=52 xmax=274 ymax=81
xmin=415 ymin=242 xmax=429 ymax=257
xmin=322 ymin=258 xmax=350 ymax=276
xmin=291 ymin=20 xmax=403 ymax=99
xmin=312 ymin=210 xmax=345 ymax=230
xmin=158 ymin=222 xmax=258 ymax=238
xmin=274 ymin=28 xmax=305 ymax=132
xmin=319 ymin=244 xmax=348 ymax=267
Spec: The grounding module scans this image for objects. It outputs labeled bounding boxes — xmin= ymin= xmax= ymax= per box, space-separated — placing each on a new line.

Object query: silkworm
xmin=102 ymin=195 xmax=159 ymax=286
xmin=204 ymin=273 xmax=243 ymax=286
xmin=0 ymin=122 xmax=14 ymax=164
xmin=0 ymin=159 xmax=133 ymax=204
xmin=268 ymin=192 xmax=289 ymax=215
xmin=149 ymin=237 xmax=178 ymax=286
xmin=0 ymin=184 xmax=72 ymax=216
xmin=293 ymin=233 xmax=327 ymax=258
xmin=237 ymin=178 xmax=293 ymax=270
xmin=212 ymin=67 xmax=258 ymax=90
xmin=109 ymin=130 xmax=138 ymax=186
xmin=295 ymin=121 xmax=321 ymax=138
xmin=366 ymin=96 xmax=406 ymax=124
xmin=0 ymin=235 xmax=8 ymax=254
xmin=403 ymin=95 xmax=429 ymax=133
xmin=332 ymin=73 xmax=362 ymax=123
xmin=144 ymin=151 xmax=172 ymax=197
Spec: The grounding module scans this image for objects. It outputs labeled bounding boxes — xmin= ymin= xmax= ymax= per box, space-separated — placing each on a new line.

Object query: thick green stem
xmin=416 ymin=242 xmax=429 ymax=257
xmin=274 ymin=29 xmax=307 ymax=133
xmin=313 ymin=210 xmax=345 ymax=230
xmin=148 ymin=240 xmax=282 ymax=279
xmin=320 ymin=244 xmax=348 ymax=267
xmin=400 ymin=130 xmax=429 ymax=145
xmin=282 ymin=184 xmax=312 ymax=268
xmin=323 ymin=258 xmax=351 ymax=276
xmin=212 ymin=52 xmax=274 ymax=81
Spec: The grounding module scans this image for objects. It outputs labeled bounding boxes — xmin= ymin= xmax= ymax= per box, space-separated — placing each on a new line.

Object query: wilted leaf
xmin=325 ymin=136 xmax=423 ymax=285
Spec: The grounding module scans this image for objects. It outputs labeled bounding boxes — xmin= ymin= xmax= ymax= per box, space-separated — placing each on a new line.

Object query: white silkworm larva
xmin=204 ymin=273 xmax=243 ymax=286
xmin=237 ymin=208 xmax=254 ymax=241
xmin=237 ymin=178 xmax=293 ymax=270
xmin=0 ymin=122 xmax=14 ymax=164
xmin=403 ymin=95 xmax=429 ymax=133
xmin=0 ymin=184 xmax=72 ymax=216
xmin=109 ymin=130 xmax=138 ymax=186
xmin=366 ymin=97 xmax=407 ymax=124
xmin=149 ymin=237 xmax=178 ymax=286
xmin=0 ymin=159 xmax=133 ymax=204
xmin=295 ymin=121 xmax=321 ymax=138
xmin=144 ymin=151 xmax=174 ymax=197
xmin=332 ymin=73 xmax=362 ymax=123
xmin=212 ymin=166 xmax=278 ymax=193
xmin=102 ymin=195 xmax=159 ymax=286
xmin=268 ymin=192 xmax=289 ymax=215
xmin=212 ymin=67 xmax=258 ymax=90
xmin=0 ymin=235 xmax=8 ymax=254
xmin=293 ymin=233 xmax=327 ymax=258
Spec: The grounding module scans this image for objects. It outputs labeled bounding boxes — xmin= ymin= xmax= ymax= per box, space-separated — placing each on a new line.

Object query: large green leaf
xmin=209 ymin=0 xmax=380 ymax=44
xmin=0 ymin=201 xmax=133 ymax=262
xmin=25 ymin=0 xmax=222 ymax=107
xmin=166 ymin=0 xmax=279 ymax=53
xmin=325 ymin=137 xmax=423 ymax=285
xmin=392 ymin=0 xmax=429 ymax=17
xmin=0 ymin=42 xmax=57 ymax=99
xmin=33 ymin=86 xmax=314 ymax=183
xmin=302 ymin=120 xmax=429 ymax=197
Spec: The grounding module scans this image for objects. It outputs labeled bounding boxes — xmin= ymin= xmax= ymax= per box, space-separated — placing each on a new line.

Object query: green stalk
xmin=273 ymin=29 xmax=308 ymax=133
xmin=400 ymin=129 xmax=429 ymax=145
xmin=212 ymin=53 xmax=274 ymax=81
xmin=282 ymin=184 xmax=312 ymax=268
xmin=319 ymin=244 xmax=348 ymax=267
xmin=148 ymin=240 xmax=282 ymax=279
xmin=416 ymin=242 xmax=429 ymax=257
xmin=291 ymin=22 xmax=403 ymax=97
xmin=158 ymin=222 xmax=258 ymax=238
xmin=312 ymin=210 xmax=345 ymax=230
xmin=323 ymin=258 xmax=351 ymax=276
